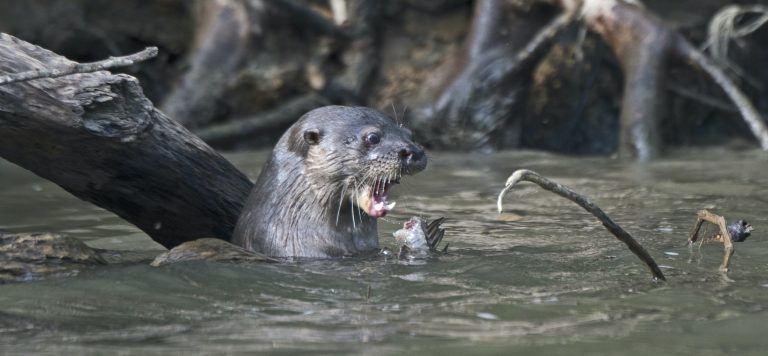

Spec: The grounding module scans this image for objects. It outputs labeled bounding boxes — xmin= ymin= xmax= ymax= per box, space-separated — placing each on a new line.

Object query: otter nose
xmin=399 ymin=145 xmax=427 ymax=174
xmin=399 ymin=148 xmax=413 ymax=160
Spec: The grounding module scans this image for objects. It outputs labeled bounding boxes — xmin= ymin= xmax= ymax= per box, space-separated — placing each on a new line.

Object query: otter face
xmin=289 ymin=106 xmax=427 ymax=219
xmin=352 ymin=120 xmax=427 ymax=218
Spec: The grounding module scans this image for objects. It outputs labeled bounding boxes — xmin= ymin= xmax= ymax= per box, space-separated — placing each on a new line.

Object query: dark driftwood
xmin=0 ymin=33 xmax=253 ymax=249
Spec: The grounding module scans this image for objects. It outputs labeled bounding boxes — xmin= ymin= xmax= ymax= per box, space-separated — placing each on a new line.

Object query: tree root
xmin=674 ymin=38 xmax=768 ymax=150
xmin=564 ymin=0 xmax=768 ymax=159
xmin=415 ymin=0 xmax=578 ymax=150
xmin=497 ymin=169 xmax=665 ymax=281
xmin=160 ymin=0 xmax=250 ymax=128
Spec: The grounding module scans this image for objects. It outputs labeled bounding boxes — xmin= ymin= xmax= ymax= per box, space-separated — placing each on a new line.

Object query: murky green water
xmin=2 ymin=148 xmax=768 ymax=355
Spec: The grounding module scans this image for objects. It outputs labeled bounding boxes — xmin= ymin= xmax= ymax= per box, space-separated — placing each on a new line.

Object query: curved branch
xmin=497 ymin=169 xmax=665 ymax=281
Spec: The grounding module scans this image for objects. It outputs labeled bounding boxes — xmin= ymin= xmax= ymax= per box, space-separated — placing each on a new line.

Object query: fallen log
xmin=0 ymin=33 xmax=253 ymax=249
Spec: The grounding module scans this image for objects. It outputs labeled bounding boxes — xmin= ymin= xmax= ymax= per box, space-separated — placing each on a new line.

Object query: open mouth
xmin=357 ymin=179 xmax=399 ymax=217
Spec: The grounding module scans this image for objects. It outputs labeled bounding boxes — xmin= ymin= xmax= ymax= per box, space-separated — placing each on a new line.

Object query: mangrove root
xmin=564 ymin=0 xmax=768 ymax=159
xmin=160 ymin=0 xmax=250 ymax=128
xmin=415 ymin=0 xmax=577 ymax=151
xmin=497 ymin=169 xmax=665 ymax=281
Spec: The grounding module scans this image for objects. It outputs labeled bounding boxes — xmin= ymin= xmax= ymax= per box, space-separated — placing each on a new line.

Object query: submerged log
xmin=150 ymin=238 xmax=275 ymax=267
xmin=0 ymin=232 xmax=106 ymax=283
xmin=0 ymin=33 xmax=253 ymax=248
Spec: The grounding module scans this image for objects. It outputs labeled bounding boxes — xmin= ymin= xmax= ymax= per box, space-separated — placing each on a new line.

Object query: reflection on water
xmin=2 ymin=148 xmax=768 ymax=354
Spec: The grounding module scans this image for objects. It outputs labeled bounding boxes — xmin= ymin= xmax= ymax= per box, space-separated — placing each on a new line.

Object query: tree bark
xmin=566 ymin=0 xmax=768 ymax=158
xmin=573 ymin=0 xmax=672 ymax=160
xmin=414 ymin=0 xmax=573 ymax=151
xmin=0 ymin=33 xmax=252 ymax=249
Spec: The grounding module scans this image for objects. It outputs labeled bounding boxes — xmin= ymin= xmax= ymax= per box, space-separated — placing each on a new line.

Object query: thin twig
xmin=0 ymin=47 xmax=158 ymax=86
xmin=497 ymin=169 xmax=666 ymax=281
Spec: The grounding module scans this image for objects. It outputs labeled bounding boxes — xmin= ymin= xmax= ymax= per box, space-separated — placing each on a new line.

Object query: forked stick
xmin=497 ymin=169 xmax=665 ymax=281
xmin=687 ymin=209 xmax=734 ymax=272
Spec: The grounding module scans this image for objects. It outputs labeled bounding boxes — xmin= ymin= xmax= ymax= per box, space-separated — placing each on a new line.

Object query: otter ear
xmin=303 ymin=129 xmax=322 ymax=145
xmin=287 ymin=126 xmax=321 ymax=157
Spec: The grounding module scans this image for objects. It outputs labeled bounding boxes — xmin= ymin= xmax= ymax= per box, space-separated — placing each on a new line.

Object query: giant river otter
xmin=231 ymin=106 xmax=427 ymax=258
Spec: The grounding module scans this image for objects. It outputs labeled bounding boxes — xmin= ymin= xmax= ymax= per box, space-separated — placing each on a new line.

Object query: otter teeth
xmin=362 ymin=180 xmax=399 ymax=217
xmin=373 ymin=200 xmax=396 ymax=213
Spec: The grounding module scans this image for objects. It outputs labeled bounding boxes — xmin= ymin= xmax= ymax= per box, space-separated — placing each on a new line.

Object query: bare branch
xmin=0 ymin=46 xmax=158 ymax=85
xmin=498 ymin=169 xmax=666 ymax=281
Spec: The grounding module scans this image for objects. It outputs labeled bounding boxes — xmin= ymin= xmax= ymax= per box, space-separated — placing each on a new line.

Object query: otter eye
xmin=364 ymin=132 xmax=381 ymax=145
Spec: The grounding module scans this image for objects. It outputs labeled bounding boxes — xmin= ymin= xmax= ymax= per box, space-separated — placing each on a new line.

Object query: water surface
xmin=1 ymin=148 xmax=768 ymax=355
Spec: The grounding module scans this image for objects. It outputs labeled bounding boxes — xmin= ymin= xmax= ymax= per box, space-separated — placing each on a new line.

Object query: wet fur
xmin=231 ymin=106 xmax=425 ymax=258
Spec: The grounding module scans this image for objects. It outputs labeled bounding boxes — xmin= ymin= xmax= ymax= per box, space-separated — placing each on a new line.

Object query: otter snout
xmin=400 ymin=144 xmax=427 ymax=175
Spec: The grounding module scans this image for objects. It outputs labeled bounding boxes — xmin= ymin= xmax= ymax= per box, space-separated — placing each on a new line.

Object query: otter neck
xmin=237 ymin=152 xmax=379 ymax=258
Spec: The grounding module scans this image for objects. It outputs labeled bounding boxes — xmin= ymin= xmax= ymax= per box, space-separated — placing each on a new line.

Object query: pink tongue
xmin=369 ymin=192 xmax=388 ymax=217
xmin=368 ymin=186 xmax=396 ymax=217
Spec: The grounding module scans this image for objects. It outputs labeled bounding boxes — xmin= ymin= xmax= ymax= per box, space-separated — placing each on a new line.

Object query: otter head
xmin=286 ymin=106 xmax=427 ymax=220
